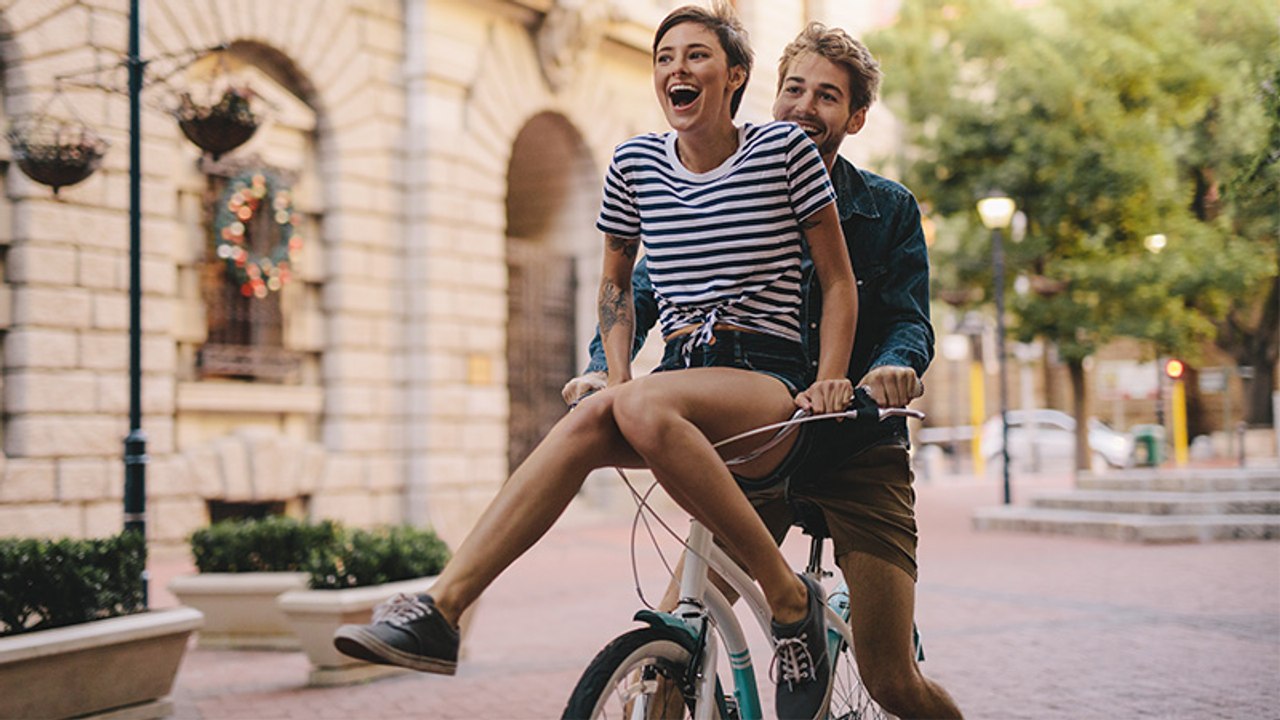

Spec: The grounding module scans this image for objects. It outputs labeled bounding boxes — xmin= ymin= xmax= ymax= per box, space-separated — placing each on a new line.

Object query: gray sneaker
xmin=770 ymin=574 xmax=832 ymax=720
xmin=333 ymin=593 xmax=459 ymax=675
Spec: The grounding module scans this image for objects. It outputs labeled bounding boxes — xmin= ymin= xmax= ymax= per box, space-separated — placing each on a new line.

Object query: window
xmin=197 ymin=162 xmax=302 ymax=382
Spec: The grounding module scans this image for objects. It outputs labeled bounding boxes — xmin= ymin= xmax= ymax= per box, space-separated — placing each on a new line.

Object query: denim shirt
xmin=586 ymin=156 xmax=934 ymax=461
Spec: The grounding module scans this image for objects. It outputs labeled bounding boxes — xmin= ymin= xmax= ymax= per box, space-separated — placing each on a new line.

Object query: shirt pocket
xmin=853 ymin=262 xmax=889 ymax=301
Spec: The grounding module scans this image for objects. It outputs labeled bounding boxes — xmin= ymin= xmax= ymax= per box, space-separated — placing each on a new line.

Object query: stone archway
xmin=505 ymin=112 xmax=599 ymax=471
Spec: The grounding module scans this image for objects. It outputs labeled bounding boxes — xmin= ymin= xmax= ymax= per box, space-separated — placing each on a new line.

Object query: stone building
xmin=0 ymin=0 xmax=901 ymax=548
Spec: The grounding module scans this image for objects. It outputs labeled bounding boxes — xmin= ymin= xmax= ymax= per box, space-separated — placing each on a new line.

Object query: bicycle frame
xmin=666 ymin=521 xmax=853 ymax=720
xmin=621 ymin=406 xmax=922 ymax=720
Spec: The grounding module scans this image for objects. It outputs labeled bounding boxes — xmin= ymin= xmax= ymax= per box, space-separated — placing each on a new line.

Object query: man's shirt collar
xmin=833 ymin=156 xmax=881 ymax=223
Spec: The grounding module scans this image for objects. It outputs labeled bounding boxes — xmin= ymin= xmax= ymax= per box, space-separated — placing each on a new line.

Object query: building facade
xmin=0 ymin=0 xmax=904 ymax=548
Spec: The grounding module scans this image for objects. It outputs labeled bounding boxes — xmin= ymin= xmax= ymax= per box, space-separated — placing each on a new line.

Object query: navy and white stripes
xmin=597 ymin=121 xmax=835 ymax=344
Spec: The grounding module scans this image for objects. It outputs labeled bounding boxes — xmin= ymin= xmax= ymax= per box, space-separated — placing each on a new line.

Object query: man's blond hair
xmin=777 ymin=22 xmax=881 ymax=113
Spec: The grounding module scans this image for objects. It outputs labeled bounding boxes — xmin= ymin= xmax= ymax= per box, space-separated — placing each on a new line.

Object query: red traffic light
xmin=1164 ymin=358 xmax=1186 ymax=380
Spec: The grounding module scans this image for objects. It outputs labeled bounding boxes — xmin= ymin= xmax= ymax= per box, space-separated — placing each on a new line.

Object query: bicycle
xmin=561 ymin=405 xmax=924 ymax=720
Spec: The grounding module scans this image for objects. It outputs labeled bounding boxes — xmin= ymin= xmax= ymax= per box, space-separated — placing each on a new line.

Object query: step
xmin=1079 ymin=468 xmax=1280 ymax=493
xmin=971 ymin=506 xmax=1280 ymax=543
xmin=1027 ymin=490 xmax=1280 ymax=516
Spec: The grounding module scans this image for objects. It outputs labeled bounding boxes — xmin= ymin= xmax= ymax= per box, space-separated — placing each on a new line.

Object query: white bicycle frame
xmin=668 ymin=520 xmax=853 ymax=720
xmin=633 ymin=406 xmax=921 ymax=720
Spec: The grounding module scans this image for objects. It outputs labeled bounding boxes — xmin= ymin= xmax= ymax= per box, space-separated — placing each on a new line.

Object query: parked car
xmin=980 ymin=409 xmax=1134 ymax=472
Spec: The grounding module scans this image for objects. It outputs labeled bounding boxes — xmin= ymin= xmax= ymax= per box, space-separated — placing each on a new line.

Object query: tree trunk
xmin=1067 ymin=358 xmax=1091 ymax=475
xmin=1218 ymin=273 xmax=1279 ymax=425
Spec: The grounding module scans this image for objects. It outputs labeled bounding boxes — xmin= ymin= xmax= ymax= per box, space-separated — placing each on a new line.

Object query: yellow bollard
xmin=969 ymin=360 xmax=986 ymax=476
xmin=1171 ymin=378 xmax=1189 ymax=466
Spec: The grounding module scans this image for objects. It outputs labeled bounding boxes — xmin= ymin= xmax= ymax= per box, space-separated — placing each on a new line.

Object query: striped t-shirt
xmin=596 ymin=121 xmax=836 ymax=344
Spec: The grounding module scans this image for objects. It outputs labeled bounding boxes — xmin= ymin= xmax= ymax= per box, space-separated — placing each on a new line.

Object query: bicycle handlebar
xmin=713 ymin=406 xmax=925 ymax=456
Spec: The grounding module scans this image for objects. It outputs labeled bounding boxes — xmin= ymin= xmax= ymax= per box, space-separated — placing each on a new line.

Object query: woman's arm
xmin=599 ymin=233 xmax=640 ymax=386
xmin=797 ymin=201 xmax=857 ymax=414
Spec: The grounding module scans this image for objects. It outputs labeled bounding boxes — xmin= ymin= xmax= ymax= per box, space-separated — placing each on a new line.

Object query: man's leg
xmin=803 ymin=442 xmax=962 ymax=718
xmin=838 ymin=550 xmax=962 ymax=719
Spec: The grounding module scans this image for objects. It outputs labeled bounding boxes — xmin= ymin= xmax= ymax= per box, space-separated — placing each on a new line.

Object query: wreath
xmin=213 ymin=170 xmax=303 ymax=298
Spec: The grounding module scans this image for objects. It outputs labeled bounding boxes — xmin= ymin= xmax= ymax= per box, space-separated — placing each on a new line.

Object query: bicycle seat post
xmin=805 ymin=534 xmax=825 ymax=578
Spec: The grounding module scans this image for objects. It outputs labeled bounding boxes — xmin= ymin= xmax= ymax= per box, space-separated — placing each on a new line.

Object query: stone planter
xmin=279 ymin=576 xmax=476 ymax=687
xmin=0 ymin=606 xmax=203 ymax=720
xmin=168 ymin=571 xmax=308 ymax=649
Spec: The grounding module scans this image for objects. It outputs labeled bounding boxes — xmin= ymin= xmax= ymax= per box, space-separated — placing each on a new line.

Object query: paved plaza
xmin=155 ymin=474 xmax=1280 ymax=719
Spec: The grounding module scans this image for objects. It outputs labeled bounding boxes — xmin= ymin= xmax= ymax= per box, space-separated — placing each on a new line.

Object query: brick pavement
xmin=157 ymin=474 xmax=1280 ymax=719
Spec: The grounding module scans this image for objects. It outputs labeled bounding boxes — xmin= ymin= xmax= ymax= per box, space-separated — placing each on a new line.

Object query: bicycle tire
xmin=562 ymin=625 xmax=707 ymax=720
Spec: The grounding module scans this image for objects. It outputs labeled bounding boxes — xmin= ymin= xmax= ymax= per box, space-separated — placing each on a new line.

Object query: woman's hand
xmin=795 ymin=378 xmax=854 ymax=415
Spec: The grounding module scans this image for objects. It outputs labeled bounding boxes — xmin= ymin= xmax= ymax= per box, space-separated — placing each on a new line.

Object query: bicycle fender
xmin=632 ymin=610 xmax=736 ymax=720
xmin=633 ymin=609 xmax=699 ymax=642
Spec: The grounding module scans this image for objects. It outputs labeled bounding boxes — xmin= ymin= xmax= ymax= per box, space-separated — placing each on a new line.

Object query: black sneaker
xmin=770 ymin=574 xmax=832 ymax=720
xmin=333 ymin=593 xmax=459 ymax=675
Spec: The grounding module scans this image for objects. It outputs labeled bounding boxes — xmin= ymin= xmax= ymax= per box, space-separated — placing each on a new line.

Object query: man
xmin=564 ymin=23 xmax=962 ymax=719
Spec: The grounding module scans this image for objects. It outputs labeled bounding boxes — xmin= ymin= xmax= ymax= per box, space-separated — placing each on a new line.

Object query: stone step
xmin=1079 ymin=468 xmax=1280 ymax=493
xmin=1028 ymin=490 xmax=1280 ymax=516
xmin=972 ymin=506 xmax=1280 ymax=543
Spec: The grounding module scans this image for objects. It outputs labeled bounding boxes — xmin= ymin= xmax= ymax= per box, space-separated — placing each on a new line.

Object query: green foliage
xmin=0 ymin=532 xmax=145 ymax=637
xmin=190 ymin=516 xmax=341 ymax=573
xmin=306 ymin=525 xmax=452 ymax=590
xmin=873 ymin=0 xmax=1278 ymax=364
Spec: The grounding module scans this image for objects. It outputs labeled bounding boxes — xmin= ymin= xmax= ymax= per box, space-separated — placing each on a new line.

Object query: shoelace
xmin=771 ymin=634 xmax=816 ymax=689
xmin=372 ymin=593 xmax=432 ymax=627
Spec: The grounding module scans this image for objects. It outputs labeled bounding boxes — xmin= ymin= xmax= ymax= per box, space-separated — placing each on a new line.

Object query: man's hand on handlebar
xmin=562 ymin=370 xmax=607 ymax=407
xmin=857 ymin=365 xmax=923 ymax=408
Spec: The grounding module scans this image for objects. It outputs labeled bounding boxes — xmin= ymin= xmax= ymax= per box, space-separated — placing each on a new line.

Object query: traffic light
xmin=1164 ymin=358 xmax=1186 ymax=380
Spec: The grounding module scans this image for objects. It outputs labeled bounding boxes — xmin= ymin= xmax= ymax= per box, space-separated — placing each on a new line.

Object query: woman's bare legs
xmin=612 ymin=367 xmax=810 ymax=623
xmin=430 ymin=366 xmax=808 ymax=626
xmin=428 ymin=392 xmax=644 ymax=626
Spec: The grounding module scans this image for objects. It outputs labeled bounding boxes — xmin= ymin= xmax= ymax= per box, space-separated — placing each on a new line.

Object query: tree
xmin=872 ymin=0 xmax=1278 ymax=468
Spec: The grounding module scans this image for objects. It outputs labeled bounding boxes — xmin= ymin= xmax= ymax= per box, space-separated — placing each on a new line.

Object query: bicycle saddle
xmin=790 ymin=497 xmax=831 ymax=539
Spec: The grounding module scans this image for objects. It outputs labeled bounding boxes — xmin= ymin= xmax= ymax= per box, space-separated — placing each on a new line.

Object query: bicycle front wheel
xmin=562 ymin=626 xmax=706 ymax=720
xmin=827 ymin=628 xmax=890 ymax=720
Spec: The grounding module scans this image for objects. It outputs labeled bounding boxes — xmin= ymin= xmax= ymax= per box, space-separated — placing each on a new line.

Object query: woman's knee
xmin=611 ymin=381 xmax=677 ymax=454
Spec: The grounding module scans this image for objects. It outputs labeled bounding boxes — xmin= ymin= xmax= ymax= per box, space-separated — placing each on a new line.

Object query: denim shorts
xmin=654 ymin=329 xmax=811 ymax=490
xmin=654 ymin=329 xmax=808 ymax=395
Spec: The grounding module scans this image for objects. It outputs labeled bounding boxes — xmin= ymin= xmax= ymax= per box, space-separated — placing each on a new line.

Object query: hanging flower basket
xmin=6 ymin=117 xmax=108 ymax=195
xmin=174 ymin=87 xmax=260 ymax=159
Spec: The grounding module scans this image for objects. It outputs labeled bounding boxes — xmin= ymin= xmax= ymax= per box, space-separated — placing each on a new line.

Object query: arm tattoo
xmin=799 ymin=216 xmax=820 ymax=232
xmin=598 ymin=278 xmax=633 ymax=339
xmin=607 ymin=234 xmax=640 ymax=260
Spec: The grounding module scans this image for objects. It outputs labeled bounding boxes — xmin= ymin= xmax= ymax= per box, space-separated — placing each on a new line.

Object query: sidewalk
xmin=158 ymin=475 xmax=1280 ymax=719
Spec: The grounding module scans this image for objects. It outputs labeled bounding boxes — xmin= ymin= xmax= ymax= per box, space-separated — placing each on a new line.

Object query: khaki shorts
xmin=747 ymin=442 xmax=919 ymax=581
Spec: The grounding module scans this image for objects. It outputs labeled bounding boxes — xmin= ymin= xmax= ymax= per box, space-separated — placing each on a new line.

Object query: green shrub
xmin=190 ymin=516 xmax=340 ymax=573
xmin=0 ymin=532 xmax=145 ymax=637
xmin=306 ymin=525 xmax=451 ymax=590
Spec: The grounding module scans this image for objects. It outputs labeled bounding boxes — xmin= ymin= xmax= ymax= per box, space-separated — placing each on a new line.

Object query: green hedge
xmin=0 ymin=532 xmax=145 ymax=637
xmin=188 ymin=516 xmax=451 ymax=590
xmin=191 ymin=516 xmax=340 ymax=573
xmin=307 ymin=525 xmax=452 ymax=590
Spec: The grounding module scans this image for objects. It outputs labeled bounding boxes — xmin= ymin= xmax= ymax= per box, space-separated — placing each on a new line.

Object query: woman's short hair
xmin=777 ymin=22 xmax=882 ymax=113
xmin=653 ymin=2 xmax=753 ymax=118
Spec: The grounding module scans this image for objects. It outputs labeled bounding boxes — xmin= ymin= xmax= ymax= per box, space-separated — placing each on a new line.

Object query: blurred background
xmin=0 ymin=0 xmax=1273 ymax=549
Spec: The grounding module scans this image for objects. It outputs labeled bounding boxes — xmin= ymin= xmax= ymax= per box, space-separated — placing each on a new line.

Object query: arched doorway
xmin=505 ymin=112 xmax=599 ymax=471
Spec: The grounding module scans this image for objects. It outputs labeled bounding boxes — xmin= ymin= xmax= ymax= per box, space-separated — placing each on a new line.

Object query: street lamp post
xmin=978 ymin=194 xmax=1017 ymax=505
xmin=1144 ymin=234 xmax=1167 ymax=432
xmin=124 ymin=0 xmax=150 ymax=607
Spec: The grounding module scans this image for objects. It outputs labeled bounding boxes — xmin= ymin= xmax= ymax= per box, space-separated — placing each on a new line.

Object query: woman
xmin=335 ymin=5 xmax=855 ymax=717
